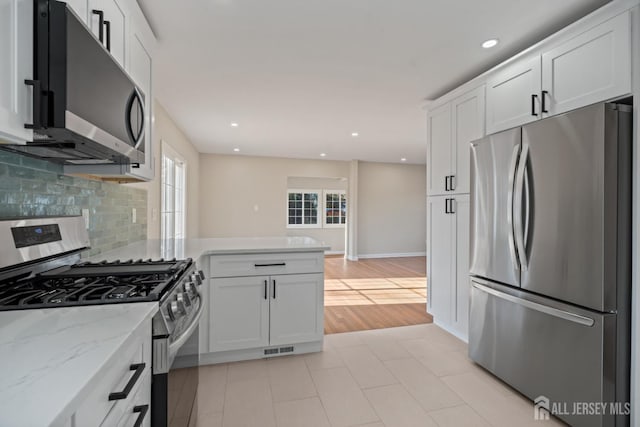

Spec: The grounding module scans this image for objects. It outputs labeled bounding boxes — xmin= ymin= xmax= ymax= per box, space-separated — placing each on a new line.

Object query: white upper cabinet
xmin=541 ymin=11 xmax=631 ymax=117
xmin=0 ymin=0 xmax=33 ymax=145
xmin=486 ymin=56 xmax=542 ymax=134
xmin=486 ymin=9 xmax=632 ymax=135
xmin=452 ymin=87 xmax=484 ymax=195
xmin=426 ymin=103 xmax=452 ymax=196
xmin=60 ymin=0 xmax=88 ymax=24
xmin=427 ymin=86 xmax=485 ymax=196
xmin=88 ymin=0 xmax=126 ymax=67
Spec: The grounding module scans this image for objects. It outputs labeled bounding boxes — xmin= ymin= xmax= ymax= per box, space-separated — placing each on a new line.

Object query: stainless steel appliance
xmin=469 ymin=102 xmax=632 ymax=427
xmin=2 ymin=0 xmax=145 ymax=165
xmin=0 ymin=216 xmax=203 ymax=427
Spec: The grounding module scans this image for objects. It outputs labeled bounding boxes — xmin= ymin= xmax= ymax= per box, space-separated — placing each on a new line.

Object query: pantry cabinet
xmin=427 ymin=86 xmax=484 ymax=196
xmin=487 ymin=10 xmax=631 ymax=134
xmin=427 ymin=194 xmax=470 ymax=341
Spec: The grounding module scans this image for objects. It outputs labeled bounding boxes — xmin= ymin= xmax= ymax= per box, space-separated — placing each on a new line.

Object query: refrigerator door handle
xmin=514 ymin=143 xmax=529 ymax=270
xmin=507 ymin=144 xmax=520 ymax=272
xmin=471 ymin=281 xmax=595 ymax=327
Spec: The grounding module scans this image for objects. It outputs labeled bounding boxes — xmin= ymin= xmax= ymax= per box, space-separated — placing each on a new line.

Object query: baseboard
xmin=433 ymin=319 xmax=469 ymax=344
xmin=346 ymin=255 xmax=359 ymax=261
xmin=199 ymin=340 xmax=323 ymax=364
xmin=324 ymin=250 xmax=345 ymax=256
xmin=357 ymin=251 xmax=426 ymax=259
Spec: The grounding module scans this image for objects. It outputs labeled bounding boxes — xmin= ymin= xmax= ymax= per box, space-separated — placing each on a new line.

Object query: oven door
xmin=152 ymin=296 xmax=202 ymax=427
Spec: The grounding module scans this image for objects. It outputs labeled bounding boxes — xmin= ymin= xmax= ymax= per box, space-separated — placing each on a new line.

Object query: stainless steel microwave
xmin=5 ymin=0 xmax=145 ymax=165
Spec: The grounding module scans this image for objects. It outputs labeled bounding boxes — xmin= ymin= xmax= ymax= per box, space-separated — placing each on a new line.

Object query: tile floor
xmin=193 ymin=324 xmax=565 ymax=427
xmin=324 ymin=278 xmax=426 ymax=306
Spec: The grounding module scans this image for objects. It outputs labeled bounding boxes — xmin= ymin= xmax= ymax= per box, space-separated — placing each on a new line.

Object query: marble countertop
xmin=91 ymin=236 xmax=330 ymax=262
xmin=0 ymin=302 xmax=158 ymax=427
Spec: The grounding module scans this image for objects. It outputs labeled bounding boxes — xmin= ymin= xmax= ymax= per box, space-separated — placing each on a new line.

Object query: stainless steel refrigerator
xmin=469 ymin=102 xmax=632 ymax=427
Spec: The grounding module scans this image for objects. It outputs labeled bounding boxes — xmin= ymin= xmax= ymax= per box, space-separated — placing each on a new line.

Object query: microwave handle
xmin=125 ymin=88 xmax=145 ymax=148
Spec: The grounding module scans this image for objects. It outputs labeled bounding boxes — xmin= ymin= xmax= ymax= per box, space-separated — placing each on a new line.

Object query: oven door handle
xmin=168 ymin=295 xmax=203 ymax=360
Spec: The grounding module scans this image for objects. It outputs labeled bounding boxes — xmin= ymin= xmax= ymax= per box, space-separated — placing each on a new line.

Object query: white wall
xmin=129 ymin=101 xmax=201 ymax=239
xmin=357 ymin=161 xmax=426 ymax=257
xmin=198 ymin=154 xmax=350 ymax=251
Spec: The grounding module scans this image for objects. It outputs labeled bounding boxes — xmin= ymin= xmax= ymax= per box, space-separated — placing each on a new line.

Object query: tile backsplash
xmin=0 ymin=150 xmax=147 ymax=257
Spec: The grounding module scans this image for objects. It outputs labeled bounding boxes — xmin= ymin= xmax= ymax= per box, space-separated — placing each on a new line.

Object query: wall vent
xmin=280 ymin=346 xmax=294 ymax=353
xmin=264 ymin=348 xmax=279 ymax=355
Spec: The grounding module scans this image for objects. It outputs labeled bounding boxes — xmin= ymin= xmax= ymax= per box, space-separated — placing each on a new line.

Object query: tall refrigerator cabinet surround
xmin=469 ymin=102 xmax=632 ymax=427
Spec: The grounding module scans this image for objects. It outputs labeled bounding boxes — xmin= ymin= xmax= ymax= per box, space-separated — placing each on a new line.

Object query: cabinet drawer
xmin=75 ymin=320 xmax=151 ymax=427
xmin=209 ymin=252 xmax=324 ymax=278
xmin=99 ymin=372 xmax=151 ymax=427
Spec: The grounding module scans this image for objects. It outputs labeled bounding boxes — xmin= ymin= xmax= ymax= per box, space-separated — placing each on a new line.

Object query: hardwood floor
xmin=324 ymin=256 xmax=432 ymax=334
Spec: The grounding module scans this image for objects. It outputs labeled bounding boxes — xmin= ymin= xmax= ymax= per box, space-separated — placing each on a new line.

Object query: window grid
xmin=287 ymin=190 xmax=320 ymax=228
xmin=324 ymin=190 xmax=347 ymax=227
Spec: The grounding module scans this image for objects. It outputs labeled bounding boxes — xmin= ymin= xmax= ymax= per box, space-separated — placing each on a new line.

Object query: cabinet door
xmin=0 ymin=0 xmax=32 ymax=144
xmin=486 ymin=56 xmax=541 ymax=134
xmin=209 ymin=276 xmax=269 ymax=352
xmin=426 ymin=103 xmax=452 ymax=196
xmin=452 ymin=195 xmax=470 ymax=341
xmin=126 ymin=29 xmax=154 ymax=180
xmin=426 ymin=196 xmax=453 ymax=326
xmin=60 ymin=0 xmax=88 ymax=24
xmin=269 ymin=273 xmax=324 ymax=346
xmin=541 ymin=11 xmax=631 ymax=117
xmin=88 ymin=0 xmax=125 ymax=67
xmin=451 ymin=86 xmax=484 ymax=194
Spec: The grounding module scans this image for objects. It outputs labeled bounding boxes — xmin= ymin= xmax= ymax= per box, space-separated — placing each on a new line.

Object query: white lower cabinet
xmin=204 ymin=251 xmax=325 ymax=363
xmin=426 ymin=194 xmax=470 ymax=341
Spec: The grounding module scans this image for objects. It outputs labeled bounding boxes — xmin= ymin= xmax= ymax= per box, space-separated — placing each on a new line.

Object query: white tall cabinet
xmin=426 ymin=86 xmax=483 ymax=342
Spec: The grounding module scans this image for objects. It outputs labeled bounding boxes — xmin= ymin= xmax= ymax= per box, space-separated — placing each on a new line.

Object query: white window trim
xmin=286 ymin=189 xmax=322 ymax=229
xmin=323 ymin=190 xmax=347 ymax=228
xmin=161 ymin=140 xmax=187 ymax=240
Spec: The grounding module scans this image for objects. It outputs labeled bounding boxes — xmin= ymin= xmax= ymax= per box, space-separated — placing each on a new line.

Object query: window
xmin=287 ymin=190 xmax=320 ymax=228
xmin=324 ymin=190 xmax=347 ymax=227
xmin=161 ymin=142 xmax=186 ymax=240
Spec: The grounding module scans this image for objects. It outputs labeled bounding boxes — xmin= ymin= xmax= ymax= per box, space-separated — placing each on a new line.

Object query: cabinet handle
xmin=444 ymin=176 xmax=449 ymax=191
xmin=531 ymin=94 xmax=538 ymax=117
xmin=445 ymin=198 xmax=450 ymax=214
xmin=24 ymin=79 xmax=41 ymax=129
xmin=91 ymin=10 xmax=104 ymax=43
xmin=541 ymin=90 xmax=549 ymax=113
xmin=108 ymin=363 xmax=145 ymax=400
xmin=264 ymin=280 xmax=268 ymax=300
xmin=273 ymin=279 xmax=276 ymax=299
xmin=449 ymin=175 xmax=455 ymax=191
xmin=104 ymin=20 xmax=111 ymax=52
xmin=133 ymin=405 xmax=149 ymax=427
xmin=450 ymin=198 xmax=456 ymax=214
xmin=254 ymin=263 xmax=286 ymax=267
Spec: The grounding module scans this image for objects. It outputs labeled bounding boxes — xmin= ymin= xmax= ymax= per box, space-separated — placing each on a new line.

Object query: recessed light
xmin=230 ymin=122 xmax=239 ymax=127
xmin=401 ymin=158 xmax=407 ymax=162
xmin=320 ymin=153 xmax=327 ymax=157
xmin=351 ymin=132 xmax=359 ymax=137
xmin=233 ymin=148 xmax=240 ymax=152
xmin=482 ymin=39 xmax=499 ymax=49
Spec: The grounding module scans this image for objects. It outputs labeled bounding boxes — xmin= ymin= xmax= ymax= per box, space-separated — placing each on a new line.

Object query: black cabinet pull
xmin=264 ymin=280 xmax=268 ymax=300
xmin=272 ymin=279 xmax=276 ymax=299
xmin=445 ymin=198 xmax=450 ymax=214
xmin=133 ymin=405 xmax=149 ymax=427
xmin=541 ymin=90 xmax=549 ymax=113
xmin=449 ymin=175 xmax=455 ymax=191
xmin=104 ymin=20 xmax=111 ymax=52
xmin=254 ymin=263 xmax=286 ymax=267
xmin=450 ymin=198 xmax=456 ymax=214
xmin=531 ymin=94 xmax=538 ymax=116
xmin=444 ymin=176 xmax=449 ymax=191
xmin=108 ymin=363 xmax=145 ymax=401
xmin=24 ymin=80 xmax=41 ymax=129
xmin=92 ymin=10 xmax=104 ymax=43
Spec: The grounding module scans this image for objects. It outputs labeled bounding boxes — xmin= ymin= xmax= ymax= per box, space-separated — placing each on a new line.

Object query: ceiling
xmin=139 ymin=0 xmax=611 ymax=165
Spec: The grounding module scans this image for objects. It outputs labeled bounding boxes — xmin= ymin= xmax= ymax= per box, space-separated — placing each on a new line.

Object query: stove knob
xmin=198 ymin=270 xmax=205 ymax=280
xmin=184 ymin=282 xmax=198 ymax=297
xmin=177 ymin=292 xmax=191 ymax=308
xmin=190 ymin=273 xmax=202 ymax=286
xmin=170 ymin=300 xmax=184 ymax=319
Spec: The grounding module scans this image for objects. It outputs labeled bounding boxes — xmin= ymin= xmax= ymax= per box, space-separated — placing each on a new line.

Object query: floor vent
xmin=279 ymin=346 xmax=294 ymax=353
xmin=264 ymin=348 xmax=279 ymax=355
